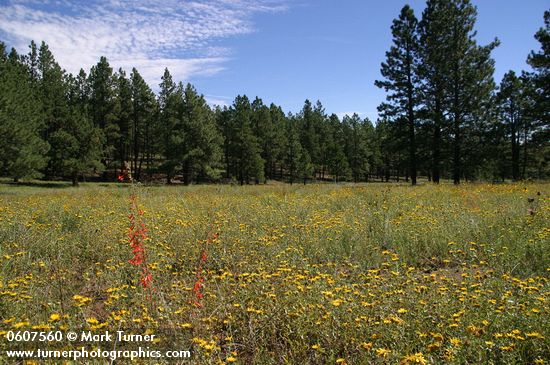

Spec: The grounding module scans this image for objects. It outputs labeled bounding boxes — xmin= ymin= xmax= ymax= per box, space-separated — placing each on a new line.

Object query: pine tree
xmin=326 ymin=114 xmax=351 ymax=182
xmin=88 ymin=57 xmax=119 ymax=171
xmin=129 ymin=68 xmax=156 ymax=180
xmin=251 ymin=97 xmax=275 ymax=181
xmin=269 ymin=103 xmax=288 ymax=180
xmin=114 ymin=68 xmax=133 ymax=172
xmin=316 ymin=115 xmax=332 ymax=180
xmin=298 ymin=100 xmax=320 ymax=178
xmin=343 ymin=114 xmax=371 ymax=182
xmin=73 ymin=69 xmax=90 ymax=113
xmin=527 ymin=10 xmax=550 ymax=126
xmin=215 ymin=106 xmax=233 ymax=180
xmin=418 ymin=0 xmax=451 ymax=184
xmin=227 ymin=95 xmax=264 ymax=184
xmin=419 ymin=0 xmax=498 ymax=184
xmin=26 ymin=40 xmax=39 ymax=84
xmin=48 ymin=110 xmax=103 ymax=186
xmin=375 ymin=119 xmax=399 ymax=182
xmin=526 ymin=9 xmax=550 ymax=178
xmin=311 ymin=101 xmax=326 ymax=178
xmin=180 ymin=83 xmax=222 ymax=184
xmin=497 ymin=71 xmax=525 ymax=180
xmin=446 ymin=0 xmax=498 ymax=184
xmin=0 ymin=45 xmax=49 ymax=181
xmin=158 ymin=68 xmax=181 ymax=183
xmin=285 ymin=115 xmax=302 ymax=185
xmin=375 ymin=5 xmax=420 ymax=185
xmin=37 ymin=41 xmax=103 ymax=185
xmin=298 ymin=149 xmax=314 ymax=185
xmin=0 ymin=41 xmax=105 ymax=185
xmin=362 ymin=117 xmax=379 ymax=181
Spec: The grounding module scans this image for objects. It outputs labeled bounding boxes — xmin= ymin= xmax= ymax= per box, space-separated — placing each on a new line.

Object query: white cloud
xmin=0 ymin=0 xmax=287 ymax=87
xmin=204 ymin=94 xmax=232 ymax=108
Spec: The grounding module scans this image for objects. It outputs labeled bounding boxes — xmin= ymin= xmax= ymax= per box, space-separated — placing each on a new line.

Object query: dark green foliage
xmin=298 ymin=149 xmax=314 ymax=185
xmin=527 ymin=10 xmax=550 ymax=125
xmin=37 ymin=42 xmax=103 ymax=185
xmin=129 ymin=68 xmax=156 ymax=180
xmin=342 ymin=114 xmax=372 ymax=182
xmin=526 ymin=10 xmax=550 ymax=178
xmin=0 ymin=45 xmax=49 ymax=181
xmin=268 ymin=104 xmax=288 ymax=180
xmin=298 ymin=100 xmax=321 ymax=177
xmin=47 ymin=111 xmax=103 ymax=186
xmin=251 ymin=97 xmax=276 ymax=181
xmin=375 ymin=5 xmax=420 ymax=185
xmin=226 ymin=95 xmax=264 ymax=185
xmin=158 ymin=78 xmax=222 ymax=184
xmin=113 ymin=68 xmax=133 ymax=172
xmin=179 ymin=83 xmax=222 ymax=184
xmin=158 ymin=68 xmax=182 ymax=183
xmin=497 ymin=71 xmax=525 ymax=180
xmin=326 ymin=114 xmax=351 ymax=182
xmin=379 ymin=0 xmax=499 ymax=183
xmin=88 ymin=57 xmax=119 ymax=170
xmin=285 ymin=115 xmax=302 ymax=185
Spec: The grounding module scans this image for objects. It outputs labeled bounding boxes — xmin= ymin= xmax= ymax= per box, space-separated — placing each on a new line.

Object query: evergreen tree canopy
xmin=0 ymin=45 xmax=49 ymax=181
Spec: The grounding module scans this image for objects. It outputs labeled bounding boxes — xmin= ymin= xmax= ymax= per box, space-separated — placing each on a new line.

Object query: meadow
xmin=0 ymin=182 xmax=548 ymax=364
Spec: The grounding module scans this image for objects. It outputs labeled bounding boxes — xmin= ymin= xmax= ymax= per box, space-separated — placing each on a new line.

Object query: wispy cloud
xmin=0 ymin=0 xmax=287 ymax=87
xmin=204 ymin=94 xmax=232 ymax=108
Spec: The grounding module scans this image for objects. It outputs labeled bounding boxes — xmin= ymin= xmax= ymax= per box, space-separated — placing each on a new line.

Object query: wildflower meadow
xmin=0 ymin=182 xmax=549 ymax=364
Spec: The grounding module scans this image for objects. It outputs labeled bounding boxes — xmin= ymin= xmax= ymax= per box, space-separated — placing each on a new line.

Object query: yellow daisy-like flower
xmin=376 ymin=348 xmax=391 ymax=358
xmin=361 ymin=342 xmax=373 ymax=350
xmin=526 ymin=332 xmax=544 ymax=339
xmin=400 ymin=352 xmax=427 ymax=365
xmin=12 ymin=322 xmax=29 ymax=329
xmin=49 ymin=313 xmax=61 ymax=322
xmin=450 ymin=338 xmax=462 ymax=347
xmin=86 ymin=317 xmax=99 ymax=325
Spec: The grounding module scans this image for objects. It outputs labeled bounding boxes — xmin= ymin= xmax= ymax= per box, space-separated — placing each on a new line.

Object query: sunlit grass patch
xmin=0 ymin=182 xmax=548 ymax=364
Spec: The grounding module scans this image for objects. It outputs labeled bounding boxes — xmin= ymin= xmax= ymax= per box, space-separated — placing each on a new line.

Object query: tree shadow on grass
xmin=0 ymin=180 xmax=73 ymax=190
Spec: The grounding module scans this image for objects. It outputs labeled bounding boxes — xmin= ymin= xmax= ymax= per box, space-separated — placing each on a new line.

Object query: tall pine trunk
xmin=511 ymin=127 xmax=520 ymax=181
xmin=432 ymin=98 xmax=442 ymax=184
xmin=71 ymin=171 xmax=79 ymax=187
xmin=453 ymin=114 xmax=461 ymax=185
xmin=406 ymin=45 xmax=417 ymax=186
xmin=452 ymin=60 xmax=461 ymax=185
xmin=522 ymin=126 xmax=528 ymax=179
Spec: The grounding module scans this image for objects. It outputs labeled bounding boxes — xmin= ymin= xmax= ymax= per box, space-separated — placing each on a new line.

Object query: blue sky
xmin=0 ymin=0 xmax=548 ymax=120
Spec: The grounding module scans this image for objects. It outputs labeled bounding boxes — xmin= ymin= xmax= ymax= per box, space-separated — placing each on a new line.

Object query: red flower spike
xmin=126 ymin=192 xmax=154 ymax=296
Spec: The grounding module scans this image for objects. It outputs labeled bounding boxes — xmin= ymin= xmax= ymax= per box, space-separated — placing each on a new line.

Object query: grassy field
xmin=0 ymin=182 xmax=549 ymax=364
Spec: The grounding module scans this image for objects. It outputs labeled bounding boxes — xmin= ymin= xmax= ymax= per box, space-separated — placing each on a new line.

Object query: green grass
xmin=0 ymin=182 xmax=548 ymax=364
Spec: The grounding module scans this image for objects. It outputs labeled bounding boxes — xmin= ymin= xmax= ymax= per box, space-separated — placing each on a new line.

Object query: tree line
xmin=376 ymin=1 xmax=549 ymax=184
xmin=0 ymin=0 xmax=548 ymax=186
